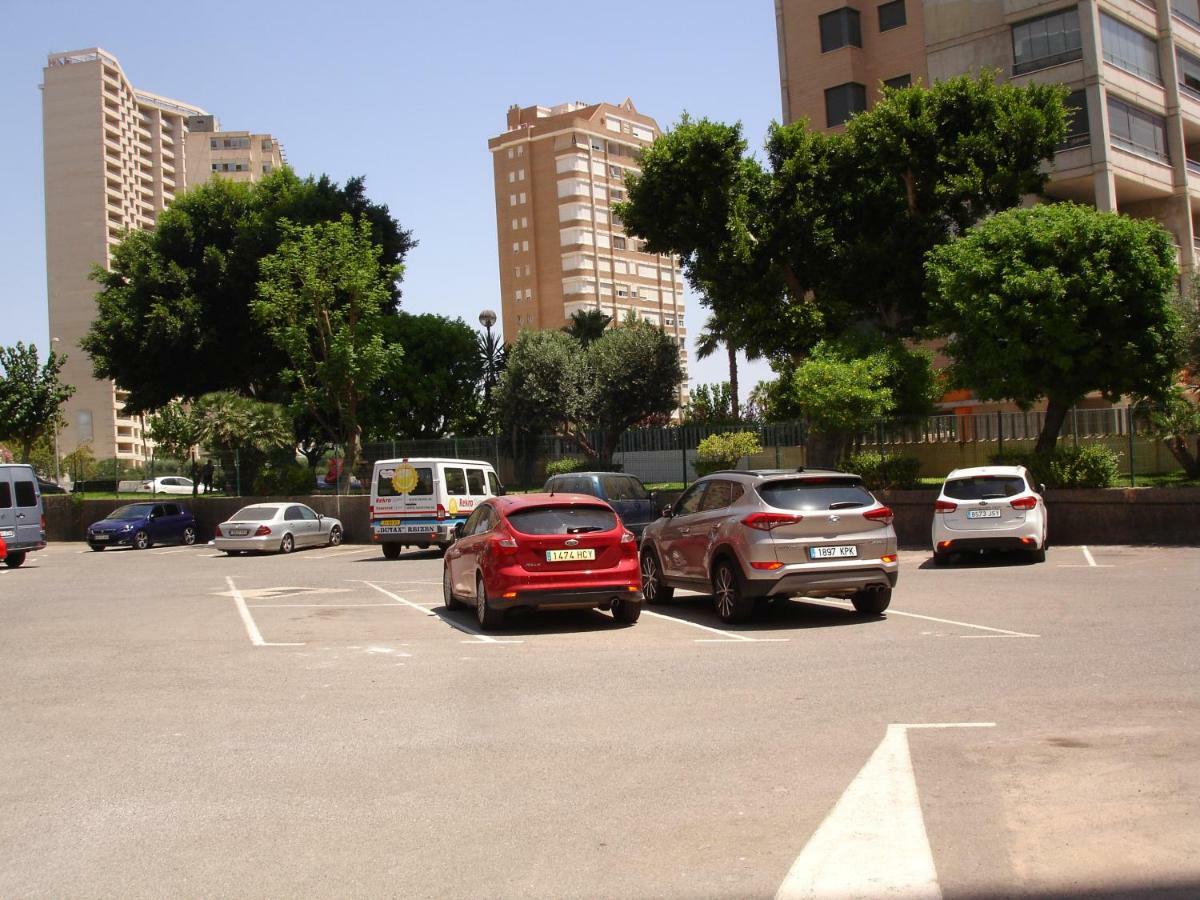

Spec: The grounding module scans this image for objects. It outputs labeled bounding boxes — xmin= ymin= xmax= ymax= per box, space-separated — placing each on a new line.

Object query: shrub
xmin=253 ymin=462 xmax=313 ymax=496
xmin=989 ymin=444 xmax=1120 ymax=489
xmin=695 ymin=431 xmax=763 ymax=477
xmin=841 ymin=451 xmax=921 ymax=490
xmin=544 ymin=457 xmax=589 ymax=477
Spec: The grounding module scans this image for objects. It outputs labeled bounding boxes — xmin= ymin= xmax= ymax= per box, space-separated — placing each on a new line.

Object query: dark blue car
xmin=542 ymin=472 xmax=656 ymax=539
xmin=87 ymin=502 xmax=198 ymax=551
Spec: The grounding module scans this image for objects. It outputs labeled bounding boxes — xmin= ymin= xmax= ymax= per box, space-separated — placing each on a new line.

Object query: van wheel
xmin=382 ymin=543 xmax=401 ymax=560
xmin=4 ymin=551 xmax=27 ymax=568
xmin=640 ymin=549 xmax=674 ymax=604
xmin=852 ymin=587 xmax=892 ymax=616
xmin=712 ymin=559 xmax=754 ymax=624
xmin=133 ymin=530 xmax=150 ymax=550
xmin=476 ymin=576 xmax=504 ymax=631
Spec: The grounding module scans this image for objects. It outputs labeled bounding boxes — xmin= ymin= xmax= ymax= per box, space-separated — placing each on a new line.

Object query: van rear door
xmin=11 ymin=468 xmax=43 ymax=550
xmin=0 ymin=469 xmax=15 ymax=545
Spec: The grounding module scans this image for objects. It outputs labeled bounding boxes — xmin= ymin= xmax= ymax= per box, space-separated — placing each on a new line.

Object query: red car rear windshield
xmin=506 ymin=506 xmax=618 ymax=535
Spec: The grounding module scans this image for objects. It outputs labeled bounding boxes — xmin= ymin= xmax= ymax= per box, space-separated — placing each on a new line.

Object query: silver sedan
xmin=213 ymin=502 xmax=343 ymax=555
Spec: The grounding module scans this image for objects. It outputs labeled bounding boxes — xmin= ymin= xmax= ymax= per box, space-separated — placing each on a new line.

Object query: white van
xmin=369 ymin=457 xmax=504 ymax=558
xmin=0 ymin=463 xmax=47 ymax=568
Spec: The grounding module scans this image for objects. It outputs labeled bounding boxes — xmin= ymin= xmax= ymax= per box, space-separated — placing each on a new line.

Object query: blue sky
xmin=1 ymin=0 xmax=780 ymax=397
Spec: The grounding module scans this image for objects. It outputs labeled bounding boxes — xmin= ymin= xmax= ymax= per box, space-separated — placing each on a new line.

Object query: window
xmin=514 ymin=266 xmax=522 ymax=278
xmin=1060 ymin=89 xmax=1091 ymax=150
xmin=519 ymin=192 xmax=526 ymax=204
xmin=506 ymin=505 xmax=617 ymax=535
xmin=1101 ymin=14 xmax=1161 ymax=82
xmin=758 ymin=479 xmax=874 ymax=511
xmin=1012 ymin=8 xmax=1083 ymax=75
xmin=610 ymin=188 xmax=625 ymax=201
xmin=518 ymin=168 xmax=525 ymax=181
xmin=262 ymin=163 xmax=272 ymax=174
xmin=507 ymin=148 xmax=514 ymax=159
xmin=509 ymin=194 xmax=517 ymax=206
xmin=0 ymin=481 xmax=12 ymax=508
xmin=1179 ymin=47 xmax=1200 ymax=96
xmin=600 ymin=475 xmax=649 ymax=502
xmin=700 ymin=479 xmax=735 ymax=511
xmin=878 ymin=0 xmax=906 ymax=31
xmin=613 ymin=236 xmax=627 ymax=250
xmin=466 ymin=469 xmax=486 ymax=495
xmin=609 ymin=165 xmax=621 ymax=178
xmin=262 ymin=139 xmax=273 ymax=151
xmin=825 ymin=82 xmax=867 ymax=127
xmin=524 ymin=265 xmax=531 ymax=276
xmin=14 ymin=480 xmax=36 ymax=508
xmin=521 ymin=217 xmax=528 ymax=228
xmin=512 ymin=218 xmax=519 ymax=230
xmin=674 ymin=482 xmax=708 ymax=516
xmin=820 ymin=7 xmax=862 ymax=52
xmin=883 ymin=74 xmax=912 ymax=90
xmin=299 ymin=506 xmax=318 ymax=520
xmin=943 ymin=476 xmax=1026 ymax=500
xmin=487 ymin=472 xmax=502 ymax=495
xmin=462 ymin=506 xmax=487 ymax=536
xmin=508 ymin=172 xmax=515 ymax=183
xmin=444 ymin=467 xmax=467 ymax=496
xmin=284 ymin=506 xmax=303 ymax=521
xmin=522 ymin=240 xmax=529 ymax=251
xmin=514 ymin=290 xmax=522 ymax=302
xmin=1175 ymin=0 xmax=1200 ymax=28
xmin=524 ymin=288 xmax=532 ymax=299
xmin=512 ymin=242 xmax=520 ymax=253
xmin=1108 ymin=96 xmax=1168 ymax=161
xmin=517 ymin=145 xmax=524 ymax=156
xmin=209 ymin=139 xmax=218 ymax=149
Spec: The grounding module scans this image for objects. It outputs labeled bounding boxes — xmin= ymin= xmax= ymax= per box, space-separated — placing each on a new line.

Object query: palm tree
xmin=696 ymin=314 xmax=741 ymax=420
xmin=563 ymin=308 xmax=613 ymax=346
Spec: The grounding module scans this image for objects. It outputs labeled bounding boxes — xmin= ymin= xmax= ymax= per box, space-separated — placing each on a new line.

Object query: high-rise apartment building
xmin=487 ymin=100 xmax=688 ymax=406
xmin=41 ymin=48 xmax=283 ymax=463
xmin=774 ymin=1 xmax=1200 ymax=277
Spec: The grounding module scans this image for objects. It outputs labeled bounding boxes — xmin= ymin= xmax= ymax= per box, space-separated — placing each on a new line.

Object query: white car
xmin=140 ymin=476 xmax=210 ymax=495
xmin=214 ymin=502 xmax=343 ymax=555
xmin=932 ymin=465 xmax=1047 ymax=564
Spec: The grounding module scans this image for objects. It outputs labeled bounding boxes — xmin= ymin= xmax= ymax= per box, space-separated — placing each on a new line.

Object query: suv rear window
xmin=943 ymin=476 xmax=1026 ymax=500
xmin=506 ymin=505 xmax=618 ymax=535
xmin=759 ymin=478 xmax=874 ymax=511
xmin=601 ymin=475 xmax=648 ymax=501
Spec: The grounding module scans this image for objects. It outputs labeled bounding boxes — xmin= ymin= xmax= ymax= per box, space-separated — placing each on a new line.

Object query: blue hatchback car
xmin=542 ymin=472 xmax=657 ymax=539
xmin=87 ymin=502 xmax=198 ymax=551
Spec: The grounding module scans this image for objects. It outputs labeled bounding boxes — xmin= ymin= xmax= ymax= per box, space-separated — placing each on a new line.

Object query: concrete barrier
xmin=45 ymin=495 xmax=372 ymax=545
xmin=42 ymin=488 xmax=1200 ymax=550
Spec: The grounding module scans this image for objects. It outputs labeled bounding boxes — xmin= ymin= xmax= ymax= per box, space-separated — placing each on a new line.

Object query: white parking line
xmin=359 ymin=581 xmax=522 ymax=644
xmin=224 ymin=576 xmax=304 ymax=648
xmin=305 ymin=547 xmax=379 ymax=560
xmin=1081 ymin=545 xmax=1097 ymax=567
xmin=805 ymin=599 xmax=1039 ymax=638
xmin=247 ymin=603 xmax=400 ymax=608
xmin=775 ymin=722 xmax=994 ymax=900
xmin=641 ymin=609 xmax=788 ymax=643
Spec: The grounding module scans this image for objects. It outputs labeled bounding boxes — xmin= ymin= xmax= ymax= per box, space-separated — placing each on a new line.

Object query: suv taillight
xmin=1010 ymin=496 xmax=1038 ymax=510
xmin=935 ymin=500 xmax=957 ymax=513
xmin=254 ymin=525 xmax=272 ymax=536
xmin=741 ymin=512 xmax=802 ymax=531
xmin=863 ymin=506 xmax=894 ymax=525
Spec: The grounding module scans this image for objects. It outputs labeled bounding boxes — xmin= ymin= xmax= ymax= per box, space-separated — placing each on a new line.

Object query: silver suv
xmin=639 ymin=468 xmax=899 ymax=623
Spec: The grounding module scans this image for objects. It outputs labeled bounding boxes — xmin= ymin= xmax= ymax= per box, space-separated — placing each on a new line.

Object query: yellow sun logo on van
xmin=448 ymin=496 xmax=459 ymax=516
xmin=392 ymin=463 xmax=419 ymax=495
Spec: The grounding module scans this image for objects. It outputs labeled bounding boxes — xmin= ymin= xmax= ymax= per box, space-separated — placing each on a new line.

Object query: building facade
xmin=775 ymin=0 xmax=1200 ymax=276
xmin=487 ymin=100 xmax=688 ymax=407
xmin=41 ymin=48 xmax=283 ymax=464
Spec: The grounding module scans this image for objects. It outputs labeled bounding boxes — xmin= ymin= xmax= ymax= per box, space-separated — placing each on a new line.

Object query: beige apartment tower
xmin=41 ymin=48 xmax=283 ymax=464
xmin=487 ymin=100 xmax=688 ymax=405
xmin=775 ymin=0 xmax=1200 ymax=279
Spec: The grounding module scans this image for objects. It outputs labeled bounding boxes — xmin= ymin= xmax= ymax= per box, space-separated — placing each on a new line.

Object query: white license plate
xmin=967 ymin=509 xmax=1002 ymax=519
xmin=809 ymin=545 xmax=858 ymax=560
xmin=0 ymin=528 xmax=14 ymax=539
xmin=229 ymin=528 xmax=250 ymax=536
xmin=547 ymin=548 xmax=595 ymax=562
xmin=92 ymin=533 xmax=110 ymax=542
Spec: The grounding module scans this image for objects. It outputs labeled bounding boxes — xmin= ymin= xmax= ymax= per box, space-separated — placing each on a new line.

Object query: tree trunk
xmin=1035 ymin=397 xmax=1072 ymax=454
xmin=1166 ymin=434 xmax=1200 ymax=479
xmin=728 ymin=344 xmax=740 ymax=421
xmin=341 ymin=424 xmax=361 ymax=494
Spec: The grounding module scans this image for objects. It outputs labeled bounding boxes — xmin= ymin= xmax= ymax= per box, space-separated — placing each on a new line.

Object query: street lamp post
xmin=51 ymin=337 xmax=62 ymax=485
xmin=479 ymin=309 xmax=498 ymax=405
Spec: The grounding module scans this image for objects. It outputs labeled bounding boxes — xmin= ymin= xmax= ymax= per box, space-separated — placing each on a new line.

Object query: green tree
xmin=83 ymin=169 xmax=414 ymax=412
xmin=563 ymin=308 xmax=612 ymax=346
xmin=618 ymin=74 xmax=1067 ymax=359
xmin=496 ymin=320 xmax=683 ymax=465
xmin=362 ymin=312 xmax=485 ymax=439
xmin=254 ymin=215 xmax=404 ymax=487
xmin=927 ymin=203 xmax=1179 ymax=453
xmin=684 ymin=382 xmax=735 ymax=424
xmin=147 ymin=400 xmax=205 ymax=464
xmin=189 ymin=391 xmax=294 ymax=491
xmin=0 ymin=342 xmax=75 ymax=465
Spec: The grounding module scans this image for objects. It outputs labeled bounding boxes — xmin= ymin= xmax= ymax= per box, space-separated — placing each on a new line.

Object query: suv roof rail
xmin=705 ymin=467 xmax=851 ymax=478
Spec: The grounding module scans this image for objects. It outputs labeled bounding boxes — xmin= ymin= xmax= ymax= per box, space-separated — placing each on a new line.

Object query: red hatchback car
xmin=443 ymin=493 xmax=642 ymax=630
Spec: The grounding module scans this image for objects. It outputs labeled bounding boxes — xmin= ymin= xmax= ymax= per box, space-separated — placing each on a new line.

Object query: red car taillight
xmin=620 ymin=530 xmax=637 ymax=555
xmin=863 ymin=506 xmax=894 ymax=525
xmin=1010 ymin=496 xmax=1038 ymax=510
xmin=741 ymin=512 xmax=802 ymax=531
xmin=935 ymin=500 xmax=957 ymax=513
xmin=254 ymin=525 xmax=272 ymax=536
xmin=490 ymin=528 xmax=518 ymax=555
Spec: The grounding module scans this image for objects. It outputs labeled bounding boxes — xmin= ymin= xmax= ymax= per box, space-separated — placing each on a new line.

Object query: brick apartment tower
xmin=41 ymin=48 xmax=284 ymax=464
xmin=775 ymin=0 xmax=1200 ymax=281
xmin=487 ymin=100 xmax=689 ymax=408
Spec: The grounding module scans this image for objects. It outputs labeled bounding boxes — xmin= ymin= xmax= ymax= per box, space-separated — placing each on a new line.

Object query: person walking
xmin=201 ymin=459 xmax=215 ymax=494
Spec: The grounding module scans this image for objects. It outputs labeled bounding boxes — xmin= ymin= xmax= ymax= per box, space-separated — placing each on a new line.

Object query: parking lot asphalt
xmin=1 ymin=541 xmax=1198 ymax=898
